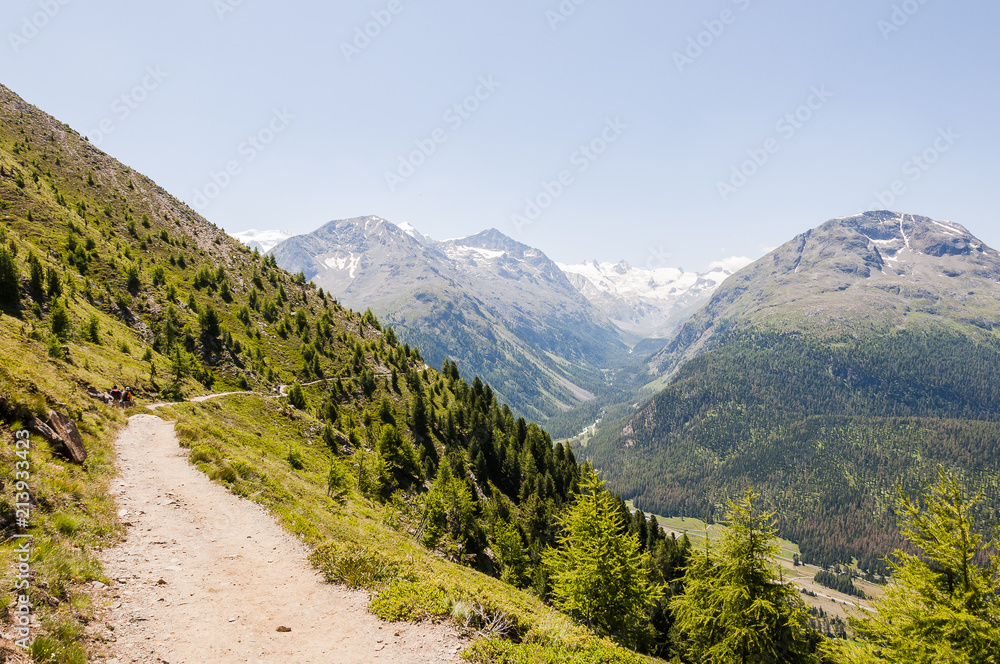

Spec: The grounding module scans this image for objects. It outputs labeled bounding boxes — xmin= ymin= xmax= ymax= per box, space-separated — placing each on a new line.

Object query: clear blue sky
xmin=3 ymin=0 xmax=997 ymax=271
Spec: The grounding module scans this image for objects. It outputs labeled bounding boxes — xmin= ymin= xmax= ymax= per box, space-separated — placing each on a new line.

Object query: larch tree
xmin=671 ymin=487 xmax=819 ymax=664
xmin=543 ymin=466 xmax=662 ymax=647
xmin=823 ymin=469 xmax=1000 ymax=664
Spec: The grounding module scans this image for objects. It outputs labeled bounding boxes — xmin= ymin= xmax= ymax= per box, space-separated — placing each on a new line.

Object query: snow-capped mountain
xmin=230 ymin=228 xmax=294 ymax=254
xmin=559 ymin=256 xmax=753 ymax=339
xmin=236 ymin=220 xmax=750 ymax=342
xmin=269 ymin=217 xmax=627 ymax=422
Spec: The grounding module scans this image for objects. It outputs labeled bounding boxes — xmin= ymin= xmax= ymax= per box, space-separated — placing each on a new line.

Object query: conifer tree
xmin=671 ymin=487 xmax=818 ymax=663
xmin=27 ymin=252 xmax=44 ymax=299
xmin=82 ymin=313 xmax=100 ymax=344
xmin=543 ymin=466 xmax=662 ymax=646
xmin=0 ymin=245 xmax=20 ymax=307
xmin=287 ymin=382 xmax=306 ymax=410
xmin=45 ymin=266 xmax=61 ymax=297
xmin=823 ymin=469 xmax=1000 ymax=664
xmin=199 ymin=304 xmax=221 ymax=341
xmin=49 ymin=298 xmax=71 ymax=339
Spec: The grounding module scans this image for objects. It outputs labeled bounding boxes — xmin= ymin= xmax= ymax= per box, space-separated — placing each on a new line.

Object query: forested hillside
xmin=587 ymin=213 xmax=1000 ymax=573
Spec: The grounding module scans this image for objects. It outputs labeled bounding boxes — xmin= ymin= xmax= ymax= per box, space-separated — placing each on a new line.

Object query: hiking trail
xmin=93 ymin=412 xmax=464 ymax=663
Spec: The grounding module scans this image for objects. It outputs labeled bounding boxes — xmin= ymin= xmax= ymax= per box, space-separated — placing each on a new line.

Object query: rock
xmin=87 ymin=386 xmax=114 ymax=405
xmin=28 ymin=415 xmax=86 ymax=464
xmin=45 ymin=411 xmax=88 ymax=464
xmin=276 ymin=626 xmax=291 ymax=633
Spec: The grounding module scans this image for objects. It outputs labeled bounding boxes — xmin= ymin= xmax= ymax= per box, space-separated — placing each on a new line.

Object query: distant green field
xmin=626 ymin=501 xmax=801 ymax=562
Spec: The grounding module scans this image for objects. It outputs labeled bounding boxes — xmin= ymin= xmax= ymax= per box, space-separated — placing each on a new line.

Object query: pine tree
xmin=410 ymin=388 xmax=428 ymax=437
xmin=494 ymin=518 xmax=528 ymax=586
xmin=823 ymin=469 xmax=1000 ymax=664
xmin=377 ymin=424 xmax=421 ymax=482
xmin=168 ymin=346 xmax=192 ymax=387
xmin=199 ymin=304 xmax=221 ymax=339
xmin=671 ymin=487 xmax=818 ymax=663
xmin=421 ymin=458 xmax=478 ymax=557
xmin=543 ymin=466 xmax=662 ymax=646
xmin=45 ymin=266 xmax=61 ymax=297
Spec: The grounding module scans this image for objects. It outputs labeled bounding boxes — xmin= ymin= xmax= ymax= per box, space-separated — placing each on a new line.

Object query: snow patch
xmin=931 ymin=220 xmax=961 ymax=236
xmin=444 ymin=245 xmax=506 ymax=261
xmin=324 ymin=253 xmax=363 ymax=279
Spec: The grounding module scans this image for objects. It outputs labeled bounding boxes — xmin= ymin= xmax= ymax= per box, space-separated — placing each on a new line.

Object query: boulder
xmin=87 ymin=386 xmax=114 ymax=406
xmin=29 ymin=411 xmax=88 ymax=464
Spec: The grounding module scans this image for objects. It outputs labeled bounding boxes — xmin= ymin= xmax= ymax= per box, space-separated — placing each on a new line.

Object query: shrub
xmin=80 ymin=314 xmax=100 ymax=344
xmin=327 ymin=458 xmax=350 ymax=503
xmin=286 ymin=444 xmax=304 ymax=470
xmin=309 ymin=542 xmax=402 ymax=589
xmin=124 ymin=264 xmax=141 ymax=290
xmin=369 ymin=580 xmax=448 ymax=622
xmin=461 ymin=637 xmax=646 ymax=664
xmin=46 ymin=335 xmax=65 ymax=360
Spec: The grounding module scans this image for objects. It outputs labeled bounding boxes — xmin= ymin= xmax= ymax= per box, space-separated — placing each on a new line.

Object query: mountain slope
xmin=650 ymin=211 xmax=1000 ymax=375
xmin=584 ymin=211 xmax=1000 ymax=572
xmin=0 ymin=82 xmax=649 ymax=662
xmin=270 ymin=218 xmax=628 ymax=422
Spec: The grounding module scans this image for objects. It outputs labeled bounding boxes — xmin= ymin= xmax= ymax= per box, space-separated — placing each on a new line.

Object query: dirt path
xmin=94 ymin=414 xmax=464 ymax=663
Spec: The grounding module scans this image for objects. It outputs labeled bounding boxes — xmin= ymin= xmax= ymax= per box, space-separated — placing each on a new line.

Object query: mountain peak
xmin=651 ymin=212 xmax=1000 ymax=376
xmin=450 ymin=227 xmax=528 ymax=254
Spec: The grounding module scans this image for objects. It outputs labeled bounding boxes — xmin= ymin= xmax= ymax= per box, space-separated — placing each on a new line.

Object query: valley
xmin=1 ymin=74 xmax=998 ymax=664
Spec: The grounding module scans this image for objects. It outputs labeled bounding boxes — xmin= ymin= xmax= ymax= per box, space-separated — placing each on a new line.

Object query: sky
xmin=2 ymin=0 xmax=998 ymax=272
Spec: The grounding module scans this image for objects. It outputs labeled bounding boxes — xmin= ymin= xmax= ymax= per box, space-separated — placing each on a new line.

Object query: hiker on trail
xmin=122 ymin=387 xmax=133 ymax=409
xmin=110 ymin=385 xmax=121 ymax=406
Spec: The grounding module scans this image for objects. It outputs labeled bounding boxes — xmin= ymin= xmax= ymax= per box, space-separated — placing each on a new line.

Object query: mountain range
xmin=231 ymin=228 xmax=294 ymax=254
xmin=263 ymin=217 xmax=745 ymax=425
xmin=584 ymin=211 xmax=1000 ymax=571
xmin=268 ymin=217 xmax=625 ymax=423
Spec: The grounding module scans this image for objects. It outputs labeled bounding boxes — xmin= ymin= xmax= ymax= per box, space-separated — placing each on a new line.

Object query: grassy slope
xmin=157 ymin=394 xmax=645 ymax=663
xmin=0 ymin=84 xmax=652 ymax=663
